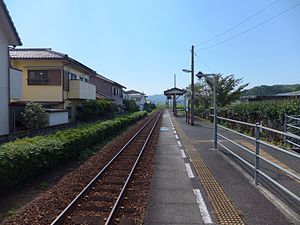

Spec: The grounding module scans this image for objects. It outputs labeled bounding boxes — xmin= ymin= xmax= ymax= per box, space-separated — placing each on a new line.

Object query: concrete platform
xmin=144 ymin=111 xmax=211 ymax=225
xmin=172 ymin=113 xmax=295 ymax=225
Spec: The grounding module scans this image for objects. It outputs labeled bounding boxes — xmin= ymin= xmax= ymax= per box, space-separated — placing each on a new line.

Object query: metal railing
xmin=284 ymin=115 xmax=300 ymax=149
xmin=215 ymin=116 xmax=300 ymax=203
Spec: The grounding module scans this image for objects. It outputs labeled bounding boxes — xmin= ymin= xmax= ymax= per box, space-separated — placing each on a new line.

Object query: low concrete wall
xmin=47 ymin=111 xmax=69 ymax=126
xmin=0 ymin=122 xmax=77 ymax=145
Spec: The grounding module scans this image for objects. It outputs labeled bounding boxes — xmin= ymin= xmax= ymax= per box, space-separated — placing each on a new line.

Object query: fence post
xmin=255 ymin=123 xmax=260 ymax=185
xmin=214 ymin=114 xmax=217 ymax=149
xmin=283 ymin=114 xmax=287 ymax=149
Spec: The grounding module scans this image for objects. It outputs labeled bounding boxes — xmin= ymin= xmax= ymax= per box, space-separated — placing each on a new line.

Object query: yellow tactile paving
xmin=171 ymin=117 xmax=245 ymax=225
xmin=235 ymin=140 xmax=300 ymax=183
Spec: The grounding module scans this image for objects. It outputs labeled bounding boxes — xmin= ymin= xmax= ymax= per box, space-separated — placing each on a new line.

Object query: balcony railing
xmin=68 ymin=80 xmax=96 ymax=100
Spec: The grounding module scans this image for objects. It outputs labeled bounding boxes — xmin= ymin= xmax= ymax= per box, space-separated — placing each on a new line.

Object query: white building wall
xmin=0 ymin=27 xmax=9 ymax=135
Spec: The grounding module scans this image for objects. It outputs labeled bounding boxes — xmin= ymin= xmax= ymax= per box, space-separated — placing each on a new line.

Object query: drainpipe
xmin=7 ymin=47 xmax=12 ymax=133
xmin=61 ymin=62 xmax=71 ymax=106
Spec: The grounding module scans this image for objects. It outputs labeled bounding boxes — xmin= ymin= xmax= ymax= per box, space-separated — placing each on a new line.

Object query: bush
xmin=143 ymin=102 xmax=156 ymax=112
xmin=218 ymin=99 xmax=300 ymax=141
xmin=0 ymin=111 xmax=147 ymax=189
xmin=22 ymin=102 xmax=47 ymax=129
xmin=77 ymin=99 xmax=118 ymax=122
xmin=123 ymin=99 xmax=139 ymax=112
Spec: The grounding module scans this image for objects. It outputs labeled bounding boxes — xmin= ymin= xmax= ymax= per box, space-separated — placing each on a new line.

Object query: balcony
xmin=68 ymin=80 xmax=96 ymax=100
xmin=10 ymin=68 xmax=22 ymax=101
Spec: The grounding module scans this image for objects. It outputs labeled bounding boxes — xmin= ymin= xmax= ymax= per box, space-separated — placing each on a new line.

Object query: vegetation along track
xmin=50 ymin=110 xmax=162 ymax=225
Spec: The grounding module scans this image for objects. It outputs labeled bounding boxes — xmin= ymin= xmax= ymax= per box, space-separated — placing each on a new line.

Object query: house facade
xmin=89 ymin=74 xmax=125 ymax=106
xmin=10 ymin=48 xmax=96 ymax=127
xmin=241 ymin=91 xmax=300 ymax=102
xmin=123 ymin=90 xmax=147 ymax=110
xmin=0 ymin=0 xmax=22 ymax=134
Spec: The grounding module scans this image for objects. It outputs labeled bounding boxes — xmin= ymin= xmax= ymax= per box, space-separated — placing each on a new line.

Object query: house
xmin=89 ymin=74 xmax=126 ymax=107
xmin=123 ymin=90 xmax=147 ymax=110
xmin=241 ymin=90 xmax=300 ymax=102
xmin=0 ymin=0 xmax=22 ymax=134
xmin=9 ymin=48 xmax=96 ymax=128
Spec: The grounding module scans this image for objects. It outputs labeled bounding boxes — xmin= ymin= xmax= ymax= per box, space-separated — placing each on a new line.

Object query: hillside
xmin=147 ymin=94 xmax=166 ymax=104
xmin=243 ymin=84 xmax=300 ymax=96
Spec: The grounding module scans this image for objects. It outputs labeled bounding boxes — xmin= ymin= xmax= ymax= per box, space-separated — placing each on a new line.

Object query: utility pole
xmin=174 ymin=74 xmax=176 ymax=88
xmin=191 ymin=45 xmax=195 ymax=126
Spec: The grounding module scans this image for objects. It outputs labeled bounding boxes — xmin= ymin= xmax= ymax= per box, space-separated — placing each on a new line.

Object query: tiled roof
xmin=0 ymin=0 xmax=22 ymax=45
xmin=164 ymin=87 xmax=186 ymax=95
xmin=10 ymin=48 xmax=66 ymax=59
xmin=94 ymin=74 xmax=126 ymax=89
xmin=124 ymin=90 xmax=145 ymax=95
xmin=10 ymin=48 xmax=96 ymax=74
xmin=276 ymin=90 xmax=300 ymax=96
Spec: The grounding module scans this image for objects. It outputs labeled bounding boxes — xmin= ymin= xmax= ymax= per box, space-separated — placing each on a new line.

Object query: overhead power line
xmin=194 ymin=53 xmax=216 ymax=73
xmin=198 ymin=2 xmax=300 ymax=51
xmin=196 ymin=0 xmax=281 ymax=47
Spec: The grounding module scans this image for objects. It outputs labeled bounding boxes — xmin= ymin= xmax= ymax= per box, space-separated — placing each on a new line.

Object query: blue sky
xmin=6 ymin=0 xmax=300 ymax=95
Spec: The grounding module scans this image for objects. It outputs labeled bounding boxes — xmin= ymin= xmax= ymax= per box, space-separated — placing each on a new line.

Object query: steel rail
xmin=258 ymin=139 xmax=300 ymax=159
xmin=286 ymin=115 xmax=300 ymax=121
xmin=217 ymin=141 xmax=255 ymax=170
xmin=257 ymin=154 xmax=300 ymax=181
xmin=259 ymin=124 xmax=300 ymax=140
xmin=217 ymin=133 xmax=255 ymax=156
xmin=258 ymin=170 xmax=300 ymax=202
xmin=218 ymin=124 xmax=256 ymax=141
xmin=104 ymin=110 xmax=161 ymax=225
xmin=217 ymin=116 xmax=255 ymax=127
xmin=287 ymin=123 xmax=300 ymax=131
xmin=286 ymin=139 xmax=300 ymax=148
xmin=51 ymin=111 xmax=161 ymax=225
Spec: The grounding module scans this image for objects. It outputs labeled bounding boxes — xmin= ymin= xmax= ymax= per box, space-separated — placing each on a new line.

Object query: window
xmin=112 ymin=87 xmax=119 ymax=96
xmin=28 ymin=70 xmax=49 ymax=85
xmin=80 ymin=76 xmax=88 ymax=82
xmin=69 ymin=73 xmax=77 ymax=80
xmin=28 ymin=70 xmax=61 ymax=85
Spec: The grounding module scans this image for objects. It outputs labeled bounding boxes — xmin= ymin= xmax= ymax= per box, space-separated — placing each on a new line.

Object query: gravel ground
xmin=2 ymin=116 xmax=154 ymax=225
xmin=114 ymin=117 xmax=161 ymax=225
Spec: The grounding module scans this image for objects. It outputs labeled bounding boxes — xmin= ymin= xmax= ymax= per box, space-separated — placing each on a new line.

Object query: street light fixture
xmin=196 ymin=71 xmax=217 ymax=150
xmin=182 ymin=69 xmax=192 ymax=73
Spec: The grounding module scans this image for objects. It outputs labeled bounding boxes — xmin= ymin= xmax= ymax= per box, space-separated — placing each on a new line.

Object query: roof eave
xmin=0 ymin=0 xmax=22 ymax=46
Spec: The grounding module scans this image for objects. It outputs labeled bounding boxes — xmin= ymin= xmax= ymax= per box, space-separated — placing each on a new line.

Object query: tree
xmin=143 ymin=102 xmax=156 ymax=112
xmin=22 ymin=102 xmax=47 ymax=129
xmin=205 ymin=74 xmax=248 ymax=107
xmin=123 ymin=99 xmax=139 ymax=113
xmin=77 ymin=99 xmax=117 ymax=122
xmin=186 ymin=79 xmax=212 ymax=109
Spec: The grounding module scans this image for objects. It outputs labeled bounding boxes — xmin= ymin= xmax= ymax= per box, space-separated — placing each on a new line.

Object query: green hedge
xmin=218 ymin=100 xmax=300 ymax=141
xmin=0 ymin=111 xmax=147 ymax=189
xmin=77 ymin=99 xmax=118 ymax=122
xmin=219 ymin=100 xmax=299 ymax=128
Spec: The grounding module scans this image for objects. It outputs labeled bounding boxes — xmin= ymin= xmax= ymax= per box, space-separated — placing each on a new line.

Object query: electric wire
xmin=195 ymin=52 xmax=216 ymax=73
xmin=196 ymin=0 xmax=281 ymax=47
xmin=198 ymin=2 xmax=300 ymax=51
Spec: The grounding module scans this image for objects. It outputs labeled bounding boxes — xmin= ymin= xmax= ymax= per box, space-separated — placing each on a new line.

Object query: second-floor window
xmin=28 ymin=70 xmax=49 ymax=85
xmin=112 ymin=87 xmax=120 ymax=96
xmin=69 ymin=73 xmax=77 ymax=80
xmin=28 ymin=70 xmax=61 ymax=85
xmin=80 ymin=76 xmax=88 ymax=82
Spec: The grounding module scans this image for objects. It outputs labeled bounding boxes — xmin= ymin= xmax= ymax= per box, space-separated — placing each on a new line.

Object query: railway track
xmin=50 ymin=110 xmax=162 ymax=225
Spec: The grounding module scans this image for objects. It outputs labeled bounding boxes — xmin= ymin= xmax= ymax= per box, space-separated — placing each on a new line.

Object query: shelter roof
xmin=164 ymin=87 xmax=186 ymax=96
